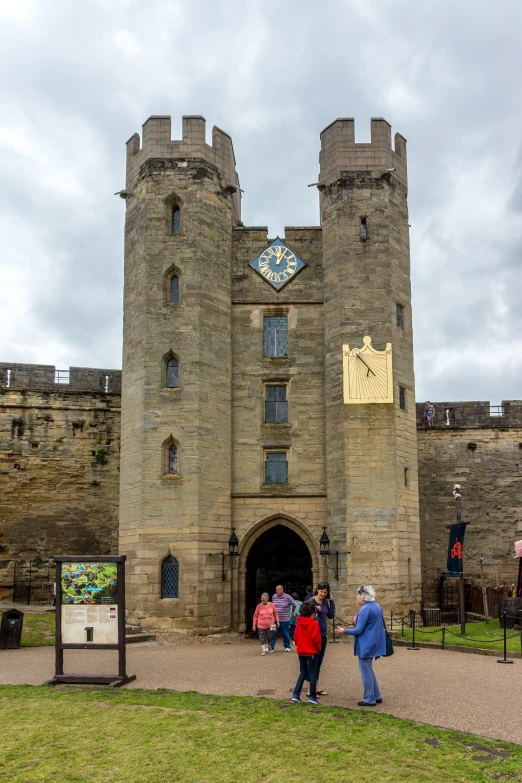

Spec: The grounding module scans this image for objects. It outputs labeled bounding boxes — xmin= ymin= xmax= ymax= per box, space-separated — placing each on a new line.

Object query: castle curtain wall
xmin=1 ymin=377 xmax=521 ymax=610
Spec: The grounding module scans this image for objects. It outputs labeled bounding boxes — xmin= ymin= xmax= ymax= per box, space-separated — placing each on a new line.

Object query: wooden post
xmin=479 ymin=554 xmax=490 ymax=623
xmin=54 ymin=560 xmax=63 ymax=676
xmin=453 ymin=485 xmax=466 ymax=635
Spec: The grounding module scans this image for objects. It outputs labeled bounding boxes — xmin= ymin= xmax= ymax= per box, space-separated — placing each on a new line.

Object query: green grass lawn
xmin=397 ymin=619 xmax=522 ymax=653
xmin=20 ymin=612 xmax=55 ymax=647
xmin=0 ymin=685 xmax=520 ymax=783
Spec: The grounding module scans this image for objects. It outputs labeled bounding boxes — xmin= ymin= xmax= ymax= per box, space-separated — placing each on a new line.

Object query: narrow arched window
xmin=170 ymin=275 xmax=180 ymax=303
xmin=172 ymin=206 xmax=181 ymax=235
xmin=166 ymin=357 xmax=179 ymax=388
xmin=168 ymin=444 xmax=178 ymax=474
xmin=161 ymin=555 xmax=179 ymax=598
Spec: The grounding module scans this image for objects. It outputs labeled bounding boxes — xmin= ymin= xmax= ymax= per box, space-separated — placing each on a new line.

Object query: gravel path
xmin=0 ymin=638 xmax=520 ymax=745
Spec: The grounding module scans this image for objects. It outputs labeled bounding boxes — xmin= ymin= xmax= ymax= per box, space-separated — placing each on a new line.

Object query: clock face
xmin=342 ymin=336 xmax=393 ymax=404
xmin=249 ymin=238 xmax=306 ymax=290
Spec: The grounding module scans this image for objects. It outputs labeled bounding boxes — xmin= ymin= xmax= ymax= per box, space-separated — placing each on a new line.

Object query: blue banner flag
xmin=447 ymin=522 xmax=467 ymax=576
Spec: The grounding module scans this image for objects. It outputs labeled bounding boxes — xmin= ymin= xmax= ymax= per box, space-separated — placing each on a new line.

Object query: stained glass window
xmin=264 ymin=316 xmax=288 ymax=358
xmin=265 ymin=452 xmax=288 ymax=485
xmin=172 ymin=207 xmax=181 ymax=235
xmin=168 ymin=444 xmax=178 ymax=474
xmin=265 ymin=386 xmax=288 ymax=423
xmin=170 ymin=275 xmax=179 ymax=303
xmin=161 ymin=555 xmax=179 ymax=598
xmin=166 ymin=357 xmax=179 ymax=388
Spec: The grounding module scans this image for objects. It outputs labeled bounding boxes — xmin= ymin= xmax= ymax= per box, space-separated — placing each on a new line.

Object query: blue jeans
xmin=358 ymin=657 xmax=381 ymax=705
xmin=271 ymin=621 xmax=290 ymax=650
xmin=305 ymin=635 xmax=327 ymax=683
xmin=293 ymin=655 xmax=317 ymax=699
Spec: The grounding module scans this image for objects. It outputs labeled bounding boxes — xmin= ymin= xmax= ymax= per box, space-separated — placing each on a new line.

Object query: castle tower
xmin=319 ymin=118 xmax=421 ymax=612
xmin=119 ymin=116 xmax=240 ymax=631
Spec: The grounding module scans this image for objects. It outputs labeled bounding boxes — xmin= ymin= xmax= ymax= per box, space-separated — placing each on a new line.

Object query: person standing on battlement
xmin=424 ymin=401 xmax=435 ymax=428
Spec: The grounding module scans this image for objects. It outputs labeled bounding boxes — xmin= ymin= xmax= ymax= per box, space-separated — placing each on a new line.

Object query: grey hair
xmin=356 ymin=585 xmax=376 ymax=602
xmin=261 ymin=592 xmax=270 ymax=600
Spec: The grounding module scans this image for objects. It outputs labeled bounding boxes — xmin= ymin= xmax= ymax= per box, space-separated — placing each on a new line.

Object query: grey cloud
xmin=1 ymin=0 xmax=522 ymax=403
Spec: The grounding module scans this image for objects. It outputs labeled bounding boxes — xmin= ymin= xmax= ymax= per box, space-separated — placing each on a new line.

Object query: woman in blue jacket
xmin=335 ymin=585 xmax=386 ymax=706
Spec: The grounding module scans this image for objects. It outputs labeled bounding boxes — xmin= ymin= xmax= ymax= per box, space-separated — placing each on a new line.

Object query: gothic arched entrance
xmin=245 ymin=524 xmax=313 ymax=631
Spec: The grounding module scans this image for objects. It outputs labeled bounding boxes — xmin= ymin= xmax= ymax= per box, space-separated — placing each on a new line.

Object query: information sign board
xmin=46 ymin=555 xmax=135 ymax=687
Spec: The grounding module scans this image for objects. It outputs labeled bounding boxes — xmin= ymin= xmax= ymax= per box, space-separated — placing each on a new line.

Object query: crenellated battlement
xmin=319 ymin=117 xmax=407 ymax=189
xmin=0 ymin=363 xmax=121 ymax=393
xmin=125 ymin=115 xmax=240 ymax=197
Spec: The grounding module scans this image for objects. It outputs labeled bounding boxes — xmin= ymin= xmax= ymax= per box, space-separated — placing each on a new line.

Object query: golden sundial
xmin=342 ymin=336 xmax=393 ymax=404
xmin=249 ymin=238 xmax=306 ymax=290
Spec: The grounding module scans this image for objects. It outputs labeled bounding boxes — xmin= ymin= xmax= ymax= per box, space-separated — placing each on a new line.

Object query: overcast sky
xmin=1 ymin=0 xmax=521 ymax=404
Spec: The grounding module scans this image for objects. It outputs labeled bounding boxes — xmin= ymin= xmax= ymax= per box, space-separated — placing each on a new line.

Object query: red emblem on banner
xmin=451 ymin=540 xmax=463 ymax=559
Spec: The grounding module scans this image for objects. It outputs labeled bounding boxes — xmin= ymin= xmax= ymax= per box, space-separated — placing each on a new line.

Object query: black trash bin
xmin=500 ymin=597 xmax=521 ymax=629
xmin=0 ymin=609 xmax=24 ymax=649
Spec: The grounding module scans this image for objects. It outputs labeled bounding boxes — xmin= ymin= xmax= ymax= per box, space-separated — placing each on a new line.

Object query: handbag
xmin=382 ymin=614 xmax=394 ymax=656
xmin=269 ymin=623 xmax=277 ymax=632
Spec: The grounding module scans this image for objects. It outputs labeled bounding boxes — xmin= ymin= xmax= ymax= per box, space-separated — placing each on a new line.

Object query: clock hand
xmin=275 ymin=248 xmax=283 ymax=265
xmin=356 ymin=354 xmax=376 ymax=377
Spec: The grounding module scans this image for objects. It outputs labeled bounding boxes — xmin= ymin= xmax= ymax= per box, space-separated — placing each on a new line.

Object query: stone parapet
xmin=125 ymin=115 xmax=240 ymax=222
xmin=0 ymin=363 xmax=121 ymax=393
xmin=319 ymin=117 xmax=407 ymax=189
xmin=416 ymin=401 xmax=522 ymax=429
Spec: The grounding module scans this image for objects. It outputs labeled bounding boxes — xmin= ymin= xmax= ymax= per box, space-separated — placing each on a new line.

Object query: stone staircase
xmin=125 ymin=624 xmax=155 ymax=644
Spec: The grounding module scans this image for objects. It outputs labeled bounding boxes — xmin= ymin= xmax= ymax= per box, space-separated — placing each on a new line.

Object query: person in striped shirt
xmin=270 ymin=584 xmax=296 ymax=652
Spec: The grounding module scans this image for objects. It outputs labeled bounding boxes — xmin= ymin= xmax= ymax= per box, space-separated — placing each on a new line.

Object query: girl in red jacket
xmin=292 ymin=600 xmax=322 ymax=704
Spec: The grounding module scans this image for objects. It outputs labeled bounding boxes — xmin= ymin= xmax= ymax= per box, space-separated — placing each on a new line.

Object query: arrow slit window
xmin=172 ymin=207 xmax=181 ymax=235
xmin=396 ymin=304 xmax=403 ymax=328
xmin=166 ymin=357 xmax=179 ymax=388
xmin=161 ymin=555 xmax=179 ymax=598
xmin=170 ymin=275 xmax=180 ymax=303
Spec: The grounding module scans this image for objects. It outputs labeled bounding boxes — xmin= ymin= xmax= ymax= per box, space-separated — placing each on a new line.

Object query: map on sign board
xmin=61 ymin=562 xmax=117 ymax=605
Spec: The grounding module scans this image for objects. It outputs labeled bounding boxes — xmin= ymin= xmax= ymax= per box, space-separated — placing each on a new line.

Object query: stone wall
xmin=417 ymin=401 xmax=522 ymax=603
xmin=0 ymin=368 xmax=121 ymax=599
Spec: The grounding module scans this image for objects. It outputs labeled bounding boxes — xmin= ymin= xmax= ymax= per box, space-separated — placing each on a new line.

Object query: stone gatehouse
xmin=1 ymin=115 xmax=521 ymax=630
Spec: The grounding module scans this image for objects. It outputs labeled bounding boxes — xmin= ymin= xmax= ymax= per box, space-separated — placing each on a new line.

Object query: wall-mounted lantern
xmin=220 ymin=528 xmax=240 ymax=581
xmin=319 ymin=527 xmax=347 ymax=580
xmin=319 ymin=528 xmax=330 ymax=557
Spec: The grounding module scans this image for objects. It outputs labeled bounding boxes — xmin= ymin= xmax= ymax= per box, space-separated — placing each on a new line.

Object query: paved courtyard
xmin=0 ymin=638 xmax=520 ymax=745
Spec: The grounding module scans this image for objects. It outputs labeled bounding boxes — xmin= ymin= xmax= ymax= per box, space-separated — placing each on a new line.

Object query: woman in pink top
xmin=253 ymin=592 xmax=280 ymax=655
